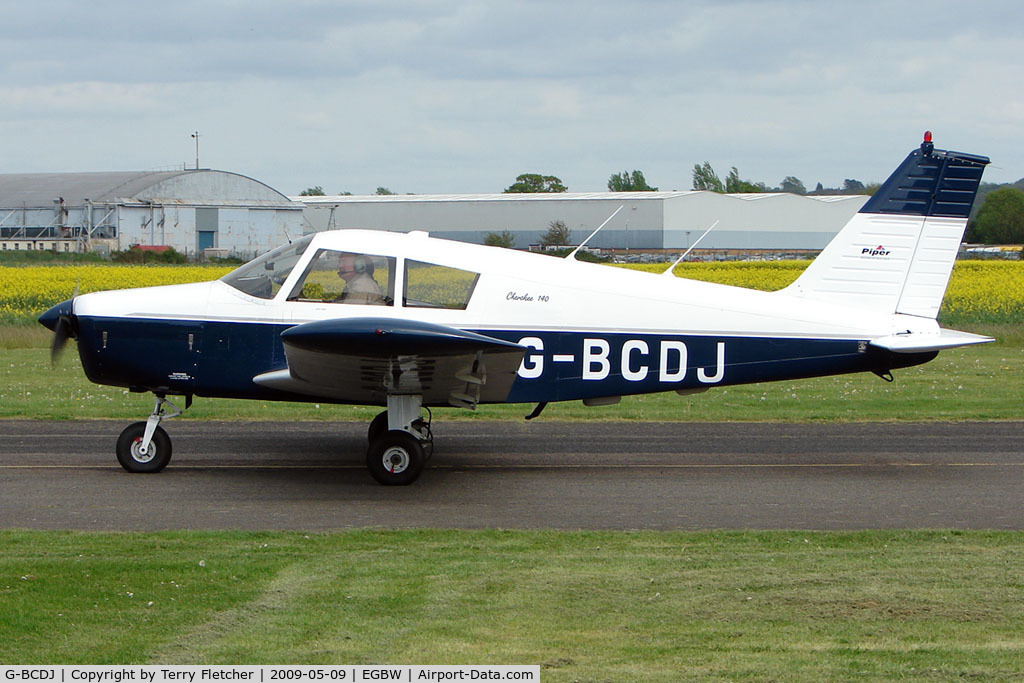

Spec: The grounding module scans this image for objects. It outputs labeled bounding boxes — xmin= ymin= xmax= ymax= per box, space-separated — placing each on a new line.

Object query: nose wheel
xmin=116 ymin=422 xmax=172 ymax=473
xmin=115 ymin=394 xmax=181 ymax=473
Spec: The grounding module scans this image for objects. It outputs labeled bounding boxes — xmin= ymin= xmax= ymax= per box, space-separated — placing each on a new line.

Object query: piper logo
xmin=861 ymin=245 xmax=891 ymax=257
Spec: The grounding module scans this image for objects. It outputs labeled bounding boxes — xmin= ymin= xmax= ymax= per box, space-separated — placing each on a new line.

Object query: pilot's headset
xmin=352 ymin=254 xmax=374 ymax=275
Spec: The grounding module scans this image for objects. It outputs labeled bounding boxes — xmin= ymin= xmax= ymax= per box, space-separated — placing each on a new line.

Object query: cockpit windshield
xmin=220 ymin=235 xmax=314 ymax=299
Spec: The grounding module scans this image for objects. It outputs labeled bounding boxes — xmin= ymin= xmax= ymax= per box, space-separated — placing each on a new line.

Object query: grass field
xmin=2 ymin=530 xmax=1024 ymax=679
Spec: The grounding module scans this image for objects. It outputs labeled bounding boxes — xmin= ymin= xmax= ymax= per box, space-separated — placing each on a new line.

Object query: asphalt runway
xmin=1 ymin=419 xmax=1023 ymax=531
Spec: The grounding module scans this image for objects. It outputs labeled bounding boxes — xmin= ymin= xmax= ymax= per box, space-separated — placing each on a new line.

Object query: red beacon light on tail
xmin=921 ymin=130 xmax=934 ymax=155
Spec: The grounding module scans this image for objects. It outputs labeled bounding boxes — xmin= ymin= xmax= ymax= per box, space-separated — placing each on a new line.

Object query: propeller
xmin=51 ymin=313 xmax=75 ymax=363
xmin=38 ymin=297 xmax=78 ymax=365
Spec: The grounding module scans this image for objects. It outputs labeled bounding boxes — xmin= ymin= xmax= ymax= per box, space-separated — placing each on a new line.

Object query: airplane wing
xmin=252 ymin=317 xmax=526 ymax=408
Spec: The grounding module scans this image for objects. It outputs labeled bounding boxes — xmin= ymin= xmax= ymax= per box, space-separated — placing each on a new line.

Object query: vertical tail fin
xmin=784 ymin=134 xmax=989 ymax=318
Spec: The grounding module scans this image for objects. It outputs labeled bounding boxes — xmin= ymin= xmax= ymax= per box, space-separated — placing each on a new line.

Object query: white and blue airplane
xmin=40 ymin=134 xmax=991 ymax=484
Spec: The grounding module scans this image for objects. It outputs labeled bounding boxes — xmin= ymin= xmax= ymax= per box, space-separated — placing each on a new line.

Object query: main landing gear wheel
xmin=367 ymin=410 xmax=433 ymax=448
xmin=116 ymin=421 xmax=172 ymax=473
xmin=366 ymin=430 xmax=425 ymax=486
xmin=368 ymin=410 xmax=390 ymax=442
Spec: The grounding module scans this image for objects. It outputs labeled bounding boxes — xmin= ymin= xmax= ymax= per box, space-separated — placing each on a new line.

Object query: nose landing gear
xmin=115 ymin=394 xmax=182 ymax=473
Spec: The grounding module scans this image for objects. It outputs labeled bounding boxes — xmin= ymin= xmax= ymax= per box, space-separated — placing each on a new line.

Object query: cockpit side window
xmin=403 ymin=260 xmax=479 ymax=309
xmin=220 ymin=235 xmax=313 ymax=299
xmin=288 ymin=249 xmax=395 ymax=306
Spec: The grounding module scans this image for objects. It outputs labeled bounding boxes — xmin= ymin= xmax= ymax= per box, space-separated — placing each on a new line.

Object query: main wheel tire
xmin=366 ymin=430 xmax=425 ymax=486
xmin=368 ymin=411 xmax=430 ymax=445
xmin=367 ymin=410 xmax=389 ymax=443
xmin=116 ymin=422 xmax=172 ymax=473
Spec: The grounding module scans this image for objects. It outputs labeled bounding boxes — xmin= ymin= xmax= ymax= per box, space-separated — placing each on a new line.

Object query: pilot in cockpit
xmin=335 ymin=253 xmax=385 ymax=304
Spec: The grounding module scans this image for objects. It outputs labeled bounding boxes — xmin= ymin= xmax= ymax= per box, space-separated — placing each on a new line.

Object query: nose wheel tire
xmin=366 ymin=430 xmax=425 ymax=485
xmin=116 ymin=422 xmax=172 ymax=473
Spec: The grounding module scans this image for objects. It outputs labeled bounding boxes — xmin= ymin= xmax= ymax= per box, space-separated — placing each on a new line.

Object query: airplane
xmin=39 ymin=133 xmax=991 ymax=485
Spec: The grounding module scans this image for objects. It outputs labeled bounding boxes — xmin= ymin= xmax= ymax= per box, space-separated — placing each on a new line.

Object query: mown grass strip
xmin=1 ymin=530 xmax=1023 ymax=679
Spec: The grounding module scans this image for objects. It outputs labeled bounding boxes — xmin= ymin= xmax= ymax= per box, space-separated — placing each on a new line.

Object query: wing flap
xmin=253 ymin=317 xmax=525 ymax=406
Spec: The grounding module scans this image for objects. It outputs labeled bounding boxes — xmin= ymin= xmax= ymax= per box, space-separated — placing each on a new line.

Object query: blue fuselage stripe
xmin=73 ymin=316 xmax=935 ymax=405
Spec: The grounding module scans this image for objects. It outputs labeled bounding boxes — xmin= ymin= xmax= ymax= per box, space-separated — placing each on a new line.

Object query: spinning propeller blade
xmin=50 ymin=314 xmax=74 ymax=363
xmin=38 ymin=298 xmax=77 ymax=365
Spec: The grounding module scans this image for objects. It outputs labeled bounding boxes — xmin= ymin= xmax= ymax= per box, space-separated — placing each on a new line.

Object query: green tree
xmin=608 ymin=170 xmax=658 ymax=192
xmin=972 ymin=187 xmax=1024 ymax=244
xmin=504 ymin=174 xmax=567 ymax=193
xmin=843 ymin=179 xmax=865 ymax=193
xmin=725 ymin=167 xmax=765 ymax=193
xmin=692 ymin=162 xmax=724 ymax=192
xmin=540 ymin=220 xmax=572 ymax=247
xmin=780 ymin=176 xmax=806 ymax=195
xmin=375 ymin=187 xmax=396 ymax=195
xmin=299 ymin=186 xmax=325 ymax=196
xmin=484 ymin=230 xmax=517 ymax=248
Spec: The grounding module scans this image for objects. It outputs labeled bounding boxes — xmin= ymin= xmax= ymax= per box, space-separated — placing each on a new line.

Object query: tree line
xmin=968 ymin=182 xmax=1024 ymax=244
xmin=301 ymin=167 xmax=1024 ymax=246
xmin=300 ymin=165 xmax=875 ymax=199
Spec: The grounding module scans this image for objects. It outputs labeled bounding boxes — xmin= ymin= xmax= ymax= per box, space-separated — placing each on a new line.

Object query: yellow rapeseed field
xmin=1 ymin=260 xmax=1022 ymax=325
xmin=637 ymin=261 xmax=809 ymax=290
xmin=941 ymin=261 xmax=1024 ymax=322
xmin=0 ymin=265 xmax=232 ymax=323
xmin=629 ymin=260 xmax=1024 ymax=324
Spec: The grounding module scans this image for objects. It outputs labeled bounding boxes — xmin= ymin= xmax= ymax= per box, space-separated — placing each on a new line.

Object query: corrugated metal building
xmin=295 ymin=192 xmax=869 ymax=251
xmin=0 ymin=170 xmax=304 ymax=257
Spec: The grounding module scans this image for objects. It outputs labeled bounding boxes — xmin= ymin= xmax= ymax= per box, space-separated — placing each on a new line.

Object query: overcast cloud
xmin=2 ymin=0 xmax=1021 ymax=194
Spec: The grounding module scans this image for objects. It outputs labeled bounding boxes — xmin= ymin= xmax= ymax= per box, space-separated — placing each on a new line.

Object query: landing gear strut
xmin=115 ymin=394 xmax=181 ymax=473
xmin=113 ymin=392 xmax=434 ymax=484
xmin=366 ymin=395 xmax=433 ymax=485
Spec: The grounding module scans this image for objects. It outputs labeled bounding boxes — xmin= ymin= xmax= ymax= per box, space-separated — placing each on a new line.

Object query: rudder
xmin=783 ymin=134 xmax=989 ymax=318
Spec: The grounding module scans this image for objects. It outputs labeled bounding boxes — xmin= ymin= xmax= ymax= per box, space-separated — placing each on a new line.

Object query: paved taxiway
xmin=1 ymin=420 xmax=1022 ymax=531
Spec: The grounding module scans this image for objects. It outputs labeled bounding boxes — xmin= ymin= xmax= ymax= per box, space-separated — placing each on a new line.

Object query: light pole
xmin=191 ymin=131 xmax=200 ymax=170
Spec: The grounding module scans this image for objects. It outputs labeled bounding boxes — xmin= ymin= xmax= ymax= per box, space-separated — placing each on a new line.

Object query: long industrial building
xmin=295 ymin=191 xmax=869 ymax=251
xmin=0 ymin=168 xmax=869 ymax=258
xmin=0 ymin=170 xmax=304 ymax=257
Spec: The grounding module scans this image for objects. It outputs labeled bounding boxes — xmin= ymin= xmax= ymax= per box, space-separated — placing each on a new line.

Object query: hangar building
xmin=0 ymin=170 xmax=304 ymax=258
xmin=295 ymin=192 xmax=870 ymax=251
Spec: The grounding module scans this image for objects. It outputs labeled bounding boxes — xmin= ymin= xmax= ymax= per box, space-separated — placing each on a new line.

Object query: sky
xmin=2 ymin=0 xmax=1022 ymax=196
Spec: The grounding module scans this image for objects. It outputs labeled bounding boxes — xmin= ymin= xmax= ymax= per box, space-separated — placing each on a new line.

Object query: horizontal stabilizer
xmin=869 ymin=328 xmax=994 ymax=354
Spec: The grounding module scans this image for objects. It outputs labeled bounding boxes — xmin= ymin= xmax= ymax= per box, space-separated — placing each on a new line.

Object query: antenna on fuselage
xmin=566 ymin=205 xmax=624 ymax=260
xmin=661 ymin=220 xmax=719 ymax=276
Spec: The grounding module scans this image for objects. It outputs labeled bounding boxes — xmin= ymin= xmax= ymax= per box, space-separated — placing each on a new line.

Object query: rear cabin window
xmin=403 ymin=260 xmax=479 ymax=310
xmin=288 ymin=249 xmax=395 ymax=306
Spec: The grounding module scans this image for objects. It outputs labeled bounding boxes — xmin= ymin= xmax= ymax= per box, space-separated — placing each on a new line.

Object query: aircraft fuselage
xmin=37 ymin=137 xmax=992 ymax=484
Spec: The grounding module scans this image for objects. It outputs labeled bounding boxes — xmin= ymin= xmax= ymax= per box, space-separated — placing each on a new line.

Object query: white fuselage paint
xmin=71 ymin=229 xmax=946 ymax=395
